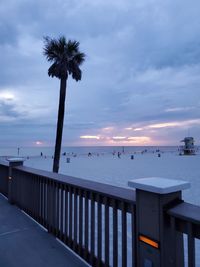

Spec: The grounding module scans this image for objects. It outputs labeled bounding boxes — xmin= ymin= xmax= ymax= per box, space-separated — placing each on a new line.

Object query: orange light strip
xmin=139 ymin=235 xmax=159 ymax=249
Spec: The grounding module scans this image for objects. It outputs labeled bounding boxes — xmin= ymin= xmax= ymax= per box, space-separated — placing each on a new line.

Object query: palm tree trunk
xmin=53 ymin=78 xmax=67 ymax=173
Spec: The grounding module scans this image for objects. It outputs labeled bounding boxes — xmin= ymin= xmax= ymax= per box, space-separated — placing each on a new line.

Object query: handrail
xmin=0 ymin=160 xmax=9 ymax=167
xmin=168 ymin=202 xmax=200 ymax=238
xmin=168 ymin=202 xmax=200 ymax=267
xmin=168 ymin=202 xmax=200 ymax=225
xmin=15 ymin=165 xmax=136 ymax=205
xmin=0 ymin=162 xmax=136 ymax=267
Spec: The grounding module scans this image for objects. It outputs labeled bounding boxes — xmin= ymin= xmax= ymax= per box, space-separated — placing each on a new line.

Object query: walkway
xmin=0 ymin=194 xmax=89 ymax=267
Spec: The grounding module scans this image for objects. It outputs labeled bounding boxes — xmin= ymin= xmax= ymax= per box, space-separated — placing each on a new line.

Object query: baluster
xmin=40 ymin=177 xmax=44 ymax=225
xmin=84 ymin=191 xmax=89 ymax=261
xmin=122 ymin=202 xmax=127 ymax=267
xmin=78 ymin=188 xmax=83 ymax=256
xmin=49 ymin=180 xmax=53 ymax=233
xmin=69 ymin=186 xmax=73 ymax=248
xmin=188 ymin=222 xmax=195 ymax=267
xmin=60 ymin=184 xmax=64 ymax=241
xmin=73 ymin=188 xmax=78 ymax=251
xmin=44 ymin=178 xmax=47 ymax=228
xmin=64 ymin=185 xmax=69 ymax=244
xmin=46 ymin=179 xmax=50 ymax=232
xmin=113 ymin=200 xmax=118 ymax=267
xmin=90 ymin=192 xmax=95 ymax=265
xmin=132 ymin=205 xmax=136 ymax=267
xmin=105 ymin=197 xmax=110 ymax=266
xmin=97 ymin=195 xmax=102 ymax=266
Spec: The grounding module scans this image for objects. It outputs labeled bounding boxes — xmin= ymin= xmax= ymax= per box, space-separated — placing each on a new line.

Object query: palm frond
xmin=43 ymin=37 xmax=61 ymax=62
xmin=68 ymin=61 xmax=82 ymax=81
xmin=43 ymin=36 xmax=85 ymax=80
xmin=48 ymin=63 xmax=60 ymax=78
xmin=67 ymin=40 xmax=80 ymax=54
xmin=73 ymin=52 xmax=85 ymax=65
xmin=48 ymin=62 xmax=68 ymax=79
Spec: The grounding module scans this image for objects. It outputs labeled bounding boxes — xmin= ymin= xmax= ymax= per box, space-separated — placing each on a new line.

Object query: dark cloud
xmin=0 ymin=101 xmax=22 ymax=117
xmin=0 ymin=0 xmax=200 ymax=145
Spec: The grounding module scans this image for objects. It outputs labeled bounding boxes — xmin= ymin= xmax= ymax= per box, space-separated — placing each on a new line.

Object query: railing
xmin=0 ymin=162 xmax=136 ymax=267
xmin=0 ymin=162 xmax=9 ymax=197
xmin=168 ymin=202 xmax=200 ymax=267
xmin=1 ymin=160 xmax=200 ymax=267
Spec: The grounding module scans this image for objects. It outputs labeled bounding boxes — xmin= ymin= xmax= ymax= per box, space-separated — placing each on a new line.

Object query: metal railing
xmin=0 ymin=162 xmax=136 ymax=267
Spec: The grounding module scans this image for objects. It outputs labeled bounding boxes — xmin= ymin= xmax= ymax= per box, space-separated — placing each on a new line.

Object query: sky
xmin=0 ymin=0 xmax=200 ymax=147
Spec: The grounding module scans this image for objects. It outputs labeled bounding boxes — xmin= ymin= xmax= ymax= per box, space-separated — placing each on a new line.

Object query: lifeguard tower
xmin=180 ymin=137 xmax=195 ymax=155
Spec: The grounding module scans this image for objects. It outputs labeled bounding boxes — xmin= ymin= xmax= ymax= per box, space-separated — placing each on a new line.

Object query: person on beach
xmin=118 ymin=152 xmax=121 ymax=158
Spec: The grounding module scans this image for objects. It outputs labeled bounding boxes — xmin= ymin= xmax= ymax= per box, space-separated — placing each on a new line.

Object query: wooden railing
xmin=0 ymin=162 xmax=136 ymax=267
xmin=1 ymin=160 xmax=200 ymax=267
xmin=0 ymin=162 xmax=9 ymax=197
xmin=168 ymin=202 xmax=200 ymax=267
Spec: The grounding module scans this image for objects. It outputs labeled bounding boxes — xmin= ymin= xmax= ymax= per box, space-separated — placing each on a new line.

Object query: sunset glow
xmin=147 ymin=119 xmax=200 ymax=129
xmin=77 ymin=118 xmax=200 ymax=145
xmin=102 ymin=127 xmax=114 ymax=131
xmin=127 ymin=136 xmax=151 ymax=143
xmin=148 ymin=122 xmax=179 ymax=129
xmin=35 ymin=141 xmax=43 ymax=145
xmin=108 ymin=136 xmax=152 ymax=145
xmin=80 ymin=135 xmax=100 ymax=140
xmin=133 ymin=128 xmax=143 ymax=131
xmin=112 ymin=136 xmax=126 ymax=140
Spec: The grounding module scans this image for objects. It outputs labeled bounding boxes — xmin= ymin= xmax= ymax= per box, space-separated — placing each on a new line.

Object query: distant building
xmin=180 ymin=137 xmax=195 ymax=155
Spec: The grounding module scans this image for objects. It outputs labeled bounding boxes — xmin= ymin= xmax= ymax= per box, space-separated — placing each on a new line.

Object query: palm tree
xmin=43 ymin=36 xmax=85 ymax=173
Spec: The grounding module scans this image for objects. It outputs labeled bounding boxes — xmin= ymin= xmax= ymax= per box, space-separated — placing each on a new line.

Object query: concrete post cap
xmin=7 ymin=157 xmax=25 ymax=163
xmin=128 ymin=177 xmax=190 ymax=194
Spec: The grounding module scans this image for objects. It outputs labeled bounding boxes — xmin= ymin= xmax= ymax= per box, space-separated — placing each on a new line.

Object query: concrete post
xmin=7 ymin=158 xmax=24 ymax=204
xmin=128 ymin=177 xmax=190 ymax=267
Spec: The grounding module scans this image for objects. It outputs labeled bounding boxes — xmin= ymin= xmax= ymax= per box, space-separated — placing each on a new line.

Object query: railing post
xmin=7 ymin=158 xmax=24 ymax=204
xmin=128 ymin=177 xmax=190 ymax=267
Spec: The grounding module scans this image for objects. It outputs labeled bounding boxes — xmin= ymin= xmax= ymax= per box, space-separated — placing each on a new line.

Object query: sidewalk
xmin=0 ymin=194 xmax=89 ymax=267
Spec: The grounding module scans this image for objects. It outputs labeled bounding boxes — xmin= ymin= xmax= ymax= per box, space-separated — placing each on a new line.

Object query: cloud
xmin=112 ymin=136 xmax=126 ymax=140
xmin=80 ymin=135 xmax=100 ymax=140
xmin=0 ymin=0 xmax=200 ymax=145
xmin=147 ymin=119 xmax=200 ymax=129
xmin=165 ymin=107 xmax=196 ymax=113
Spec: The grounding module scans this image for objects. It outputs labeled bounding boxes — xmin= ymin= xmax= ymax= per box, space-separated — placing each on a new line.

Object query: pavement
xmin=0 ymin=194 xmax=89 ymax=267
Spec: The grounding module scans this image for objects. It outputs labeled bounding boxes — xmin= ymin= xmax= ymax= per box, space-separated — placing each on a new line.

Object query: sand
xmin=24 ymin=151 xmax=200 ymax=205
